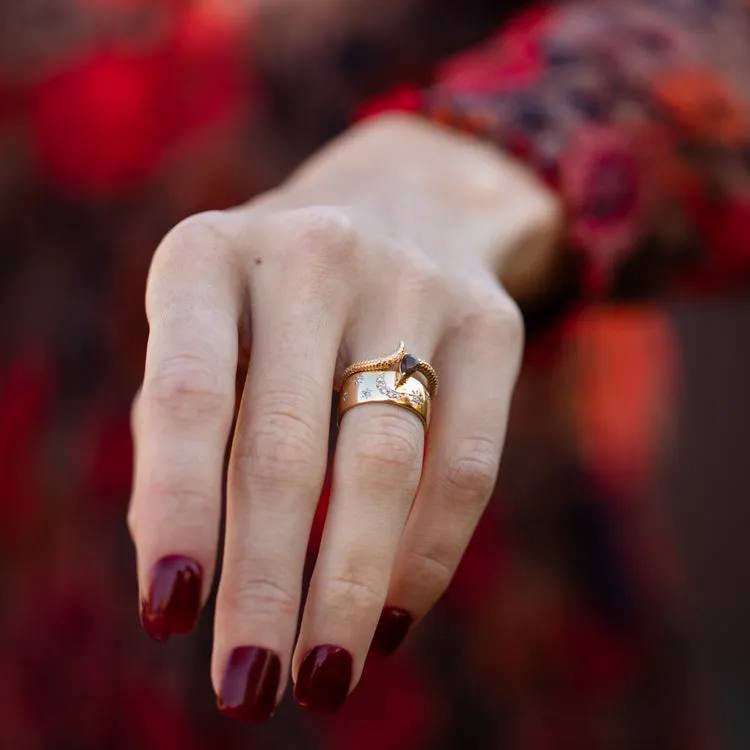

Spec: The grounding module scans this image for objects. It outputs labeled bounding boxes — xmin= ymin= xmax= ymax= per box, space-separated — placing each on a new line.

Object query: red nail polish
xmin=217 ymin=647 xmax=280 ymax=723
xmin=138 ymin=604 xmax=170 ymax=642
xmin=371 ymin=606 xmax=412 ymax=657
xmin=294 ymin=645 xmax=352 ymax=715
xmin=140 ymin=555 xmax=202 ymax=641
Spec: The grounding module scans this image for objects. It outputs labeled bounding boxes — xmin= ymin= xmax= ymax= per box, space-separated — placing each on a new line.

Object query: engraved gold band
xmin=338 ymin=370 xmax=431 ymax=428
xmin=341 ymin=342 xmax=439 ymax=400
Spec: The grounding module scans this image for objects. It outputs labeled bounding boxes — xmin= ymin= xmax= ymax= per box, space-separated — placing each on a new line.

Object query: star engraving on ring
xmin=361 ymin=388 xmax=373 ymax=398
xmin=354 ymin=374 xmax=365 ymax=386
xmin=342 ymin=391 xmax=349 ymax=401
xmin=408 ymin=390 xmax=425 ymax=407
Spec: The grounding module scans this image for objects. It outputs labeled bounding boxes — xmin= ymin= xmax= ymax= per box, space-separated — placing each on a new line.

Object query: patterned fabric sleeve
xmin=363 ymin=0 xmax=750 ymax=298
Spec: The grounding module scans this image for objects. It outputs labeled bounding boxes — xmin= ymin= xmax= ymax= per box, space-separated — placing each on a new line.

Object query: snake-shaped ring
xmin=338 ymin=342 xmax=438 ymax=430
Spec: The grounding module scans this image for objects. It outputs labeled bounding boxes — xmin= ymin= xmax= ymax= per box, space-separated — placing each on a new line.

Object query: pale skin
xmin=128 ymin=113 xmax=563 ymax=711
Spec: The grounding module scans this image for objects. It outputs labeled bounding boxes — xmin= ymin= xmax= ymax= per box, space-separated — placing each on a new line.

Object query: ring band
xmin=338 ymin=370 xmax=431 ymax=428
xmin=341 ymin=342 xmax=439 ymax=399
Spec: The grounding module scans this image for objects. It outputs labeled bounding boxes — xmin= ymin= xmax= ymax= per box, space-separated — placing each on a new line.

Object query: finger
xmin=292 ymin=327 xmax=439 ymax=715
xmin=212 ymin=208 xmax=354 ymax=723
xmin=128 ymin=213 xmax=242 ymax=642
xmin=371 ymin=298 xmax=524 ymax=657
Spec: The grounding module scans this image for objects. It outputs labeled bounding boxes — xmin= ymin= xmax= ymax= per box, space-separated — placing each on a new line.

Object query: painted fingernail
xmin=294 ymin=645 xmax=352 ymax=715
xmin=371 ymin=606 xmax=412 ymax=657
xmin=217 ymin=647 xmax=280 ymax=723
xmin=140 ymin=555 xmax=202 ymax=641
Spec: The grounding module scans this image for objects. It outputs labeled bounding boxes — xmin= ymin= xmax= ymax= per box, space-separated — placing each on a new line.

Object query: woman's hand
xmin=128 ymin=113 xmax=562 ymax=720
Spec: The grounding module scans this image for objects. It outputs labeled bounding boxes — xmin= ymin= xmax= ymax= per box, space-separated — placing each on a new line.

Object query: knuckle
xmin=223 ymin=575 xmax=298 ymax=620
xmin=350 ymin=413 xmax=423 ymax=483
xmin=142 ymin=481 xmax=216 ymax=520
xmin=270 ymin=206 xmax=357 ymax=269
xmin=145 ymin=353 xmax=232 ymax=423
xmin=406 ymin=546 xmax=456 ymax=594
xmin=439 ymin=438 xmax=500 ymax=501
xmin=455 ymin=296 xmax=525 ymax=371
xmin=150 ymin=211 xmax=232 ymax=277
xmin=323 ymin=572 xmax=386 ymax=612
xmin=470 ymin=301 xmax=524 ymax=348
xmin=157 ymin=211 xmax=234 ymax=261
xmin=236 ymin=391 xmax=324 ymax=490
xmin=146 ymin=211 xmax=238 ymax=316
xmin=245 ymin=413 xmax=321 ymax=483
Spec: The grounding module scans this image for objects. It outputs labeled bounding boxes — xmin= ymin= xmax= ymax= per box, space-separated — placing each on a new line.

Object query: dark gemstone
xmin=399 ymin=354 xmax=419 ymax=374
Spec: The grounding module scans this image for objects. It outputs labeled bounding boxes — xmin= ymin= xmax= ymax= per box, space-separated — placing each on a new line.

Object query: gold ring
xmin=338 ymin=370 xmax=431 ymax=428
xmin=338 ymin=342 xmax=437 ymax=429
xmin=341 ymin=342 xmax=438 ymax=399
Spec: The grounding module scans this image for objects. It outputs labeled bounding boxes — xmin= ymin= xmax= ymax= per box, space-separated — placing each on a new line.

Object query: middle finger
xmin=212 ymin=210 xmax=352 ymax=722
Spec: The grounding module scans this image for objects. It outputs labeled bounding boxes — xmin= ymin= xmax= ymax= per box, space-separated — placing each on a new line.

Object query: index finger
xmin=129 ymin=213 xmax=243 ymax=641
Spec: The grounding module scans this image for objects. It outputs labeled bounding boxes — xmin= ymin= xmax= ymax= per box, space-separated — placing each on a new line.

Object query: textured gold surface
xmin=341 ymin=341 xmax=438 ymax=399
xmin=341 ymin=342 xmax=406 ymax=382
xmin=338 ymin=370 xmax=431 ymax=429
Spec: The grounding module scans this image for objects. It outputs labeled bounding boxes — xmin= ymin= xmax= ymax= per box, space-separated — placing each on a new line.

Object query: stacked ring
xmin=337 ymin=343 xmax=437 ymax=429
xmin=338 ymin=370 xmax=431 ymax=428
xmin=341 ymin=342 xmax=438 ymax=400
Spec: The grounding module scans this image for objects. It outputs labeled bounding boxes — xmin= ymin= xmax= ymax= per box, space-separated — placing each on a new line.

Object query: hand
xmin=128 ymin=113 xmax=562 ymax=720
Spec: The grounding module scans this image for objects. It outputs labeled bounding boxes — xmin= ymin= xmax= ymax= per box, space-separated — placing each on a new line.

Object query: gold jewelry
xmin=341 ymin=342 xmax=439 ymax=399
xmin=338 ymin=370 xmax=431 ymax=428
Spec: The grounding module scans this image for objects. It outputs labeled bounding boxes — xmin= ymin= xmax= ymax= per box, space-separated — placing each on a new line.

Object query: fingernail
xmin=217 ymin=647 xmax=281 ymax=723
xmin=371 ymin=606 xmax=412 ymax=657
xmin=140 ymin=555 xmax=202 ymax=641
xmin=138 ymin=606 xmax=169 ymax=642
xmin=294 ymin=645 xmax=352 ymax=715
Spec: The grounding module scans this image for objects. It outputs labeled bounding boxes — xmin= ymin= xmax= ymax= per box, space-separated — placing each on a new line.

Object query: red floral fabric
xmin=369 ymin=1 xmax=750 ymax=297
